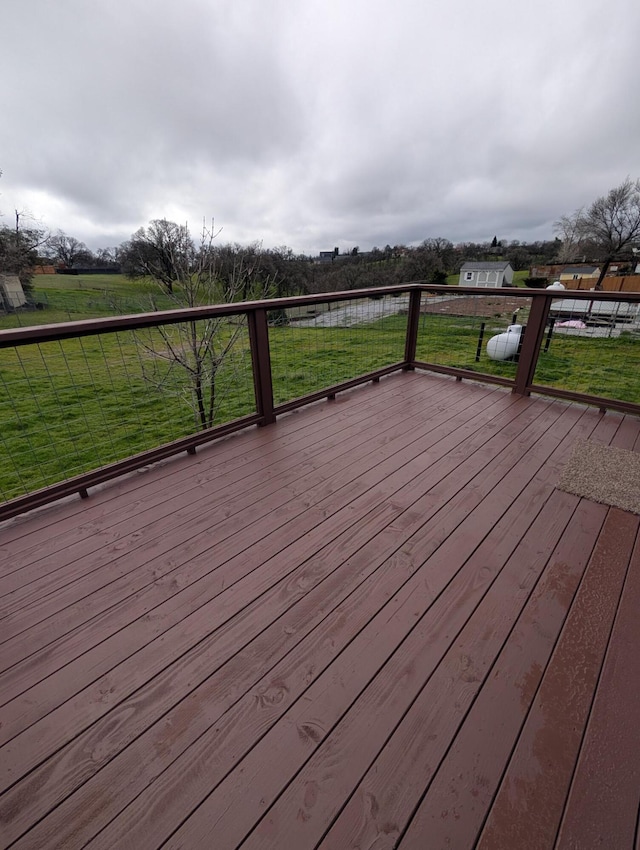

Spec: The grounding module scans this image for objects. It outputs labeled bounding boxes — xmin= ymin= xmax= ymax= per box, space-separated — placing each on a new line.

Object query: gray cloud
xmin=1 ymin=0 xmax=639 ymax=254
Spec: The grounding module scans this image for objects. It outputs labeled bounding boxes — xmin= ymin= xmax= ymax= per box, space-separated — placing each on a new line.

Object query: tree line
xmin=0 ymin=219 xmax=565 ymax=298
xmin=3 ymin=176 xmax=639 ymax=433
xmin=2 ymin=177 xmax=639 ymax=297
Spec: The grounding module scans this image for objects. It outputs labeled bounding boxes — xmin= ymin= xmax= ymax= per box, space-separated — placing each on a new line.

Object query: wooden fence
xmin=572 ymin=275 xmax=640 ymax=293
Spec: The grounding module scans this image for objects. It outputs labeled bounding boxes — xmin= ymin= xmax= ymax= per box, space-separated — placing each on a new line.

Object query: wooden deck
xmin=1 ymin=371 xmax=639 ymax=850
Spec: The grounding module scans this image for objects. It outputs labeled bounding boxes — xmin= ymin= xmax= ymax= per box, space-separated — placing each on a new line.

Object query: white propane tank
xmin=486 ymin=324 xmax=523 ymax=361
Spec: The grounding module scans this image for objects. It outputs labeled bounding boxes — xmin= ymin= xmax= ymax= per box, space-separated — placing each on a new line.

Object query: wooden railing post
xmin=404 ymin=288 xmax=422 ymax=370
xmin=248 ymin=308 xmax=275 ymax=425
xmin=513 ymin=294 xmax=551 ymax=395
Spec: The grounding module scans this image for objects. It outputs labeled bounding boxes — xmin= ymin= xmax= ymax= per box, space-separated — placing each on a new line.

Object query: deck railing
xmin=1 ymin=284 xmax=639 ymax=520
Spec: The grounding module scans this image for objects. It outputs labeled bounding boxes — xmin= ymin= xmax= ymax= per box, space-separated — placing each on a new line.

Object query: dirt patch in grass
xmin=422 ymin=295 xmax=527 ymax=318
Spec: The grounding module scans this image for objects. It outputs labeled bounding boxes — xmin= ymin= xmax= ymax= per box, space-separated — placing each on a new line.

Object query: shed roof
xmin=460 ymin=262 xmax=512 ymax=271
xmin=561 ymin=266 xmax=600 ymax=274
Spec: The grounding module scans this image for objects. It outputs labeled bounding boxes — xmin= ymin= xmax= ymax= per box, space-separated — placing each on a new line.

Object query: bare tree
xmin=555 ymin=178 xmax=640 ymax=288
xmin=120 ymin=219 xmax=194 ymax=294
xmin=134 ymin=219 xmax=279 ymax=430
xmin=46 ymin=230 xmax=93 ymax=267
xmin=422 ymin=237 xmax=454 ymax=262
xmin=94 ymin=246 xmax=121 ymax=268
xmin=0 ymin=209 xmax=48 ymax=292
xmin=553 ymin=209 xmax=586 ymax=262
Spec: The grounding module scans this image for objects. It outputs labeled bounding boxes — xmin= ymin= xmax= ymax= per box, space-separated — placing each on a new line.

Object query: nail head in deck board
xmin=475 ymin=508 xmax=640 ymax=850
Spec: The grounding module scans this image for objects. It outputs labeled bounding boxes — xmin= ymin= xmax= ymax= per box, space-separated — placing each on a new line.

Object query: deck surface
xmin=1 ymin=371 xmax=639 ymax=850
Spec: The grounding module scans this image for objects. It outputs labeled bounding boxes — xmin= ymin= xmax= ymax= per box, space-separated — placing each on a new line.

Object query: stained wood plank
xmin=239 ymin=491 xmax=580 ymax=850
xmin=233 ymin=406 xmax=603 ymax=850
xmin=475 ymin=508 xmax=639 ymax=850
xmin=1 ymin=395 xmax=558 ymax=843
xmin=0 ymin=373 xmax=638 ymax=850
xmin=144 ymin=410 xmax=597 ymax=849
xmin=22 ymin=400 xmax=582 ymax=849
xmin=610 ymin=413 xmax=640 ymax=450
xmin=0 ymin=388 xmax=514 ymax=725
xmin=395 ymin=499 xmax=607 ymax=850
xmin=555 ymin=533 xmax=640 ymax=850
xmin=0 ymin=372 xmax=426 ymax=551
xmin=4 ymin=374 xmax=392 ymax=543
xmin=0 ymin=375 xmax=458 ymax=593
xmin=0 ymin=381 xmax=498 ymax=641
xmin=0 ymin=388 xmax=520 ymax=684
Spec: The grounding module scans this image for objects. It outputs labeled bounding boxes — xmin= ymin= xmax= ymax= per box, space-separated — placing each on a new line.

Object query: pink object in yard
xmin=556 ymin=320 xmax=587 ymax=329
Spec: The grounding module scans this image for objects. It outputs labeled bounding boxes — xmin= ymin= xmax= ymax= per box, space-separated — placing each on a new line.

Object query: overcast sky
xmin=1 ymin=0 xmax=639 ymax=255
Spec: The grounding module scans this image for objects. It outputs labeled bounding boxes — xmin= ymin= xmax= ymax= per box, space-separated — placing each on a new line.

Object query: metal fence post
xmin=248 ymin=308 xmax=275 ymax=425
xmin=404 ymin=288 xmax=422 ymax=369
xmin=513 ymin=294 xmax=551 ymax=395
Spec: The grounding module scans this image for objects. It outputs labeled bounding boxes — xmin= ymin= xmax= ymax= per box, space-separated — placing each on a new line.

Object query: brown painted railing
xmin=1 ymin=284 xmax=639 ymax=520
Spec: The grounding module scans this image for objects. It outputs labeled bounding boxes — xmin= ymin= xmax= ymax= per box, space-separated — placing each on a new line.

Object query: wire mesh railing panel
xmin=269 ymin=293 xmax=408 ymax=405
xmin=0 ymin=317 xmax=255 ymax=502
xmin=415 ymin=290 xmax=533 ymax=380
xmin=532 ymin=294 xmax=640 ymax=404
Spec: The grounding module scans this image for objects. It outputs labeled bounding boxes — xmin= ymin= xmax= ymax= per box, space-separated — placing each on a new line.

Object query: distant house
xmin=318 ymin=248 xmax=339 ymax=263
xmin=558 ymin=265 xmax=600 ymax=283
xmin=0 ymin=274 xmax=26 ymax=311
xmin=459 ymin=262 xmax=514 ymax=287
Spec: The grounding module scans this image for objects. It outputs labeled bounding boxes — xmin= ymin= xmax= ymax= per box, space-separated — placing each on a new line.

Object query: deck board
xmin=555 ymin=531 xmax=640 ymax=850
xmin=475 ymin=508 xmax=639 ymax=850
xmin=1 ymin=370 xmax=639 ymax=850
xmin=395 ymin=497 xmax=608 ymax=850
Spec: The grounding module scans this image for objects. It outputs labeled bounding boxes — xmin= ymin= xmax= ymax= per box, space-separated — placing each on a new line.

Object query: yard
xmin=0 ymin=276 xmax=638 ymax=503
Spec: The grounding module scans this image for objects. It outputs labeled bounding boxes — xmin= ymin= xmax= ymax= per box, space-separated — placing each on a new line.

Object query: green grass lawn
xmin=413 ymin=313 xmax=639 ymax=399
xmin=1 ymin=277 xmax=637 ymax=502
xmin=1 ymin=274 xmax=177 ymax=329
